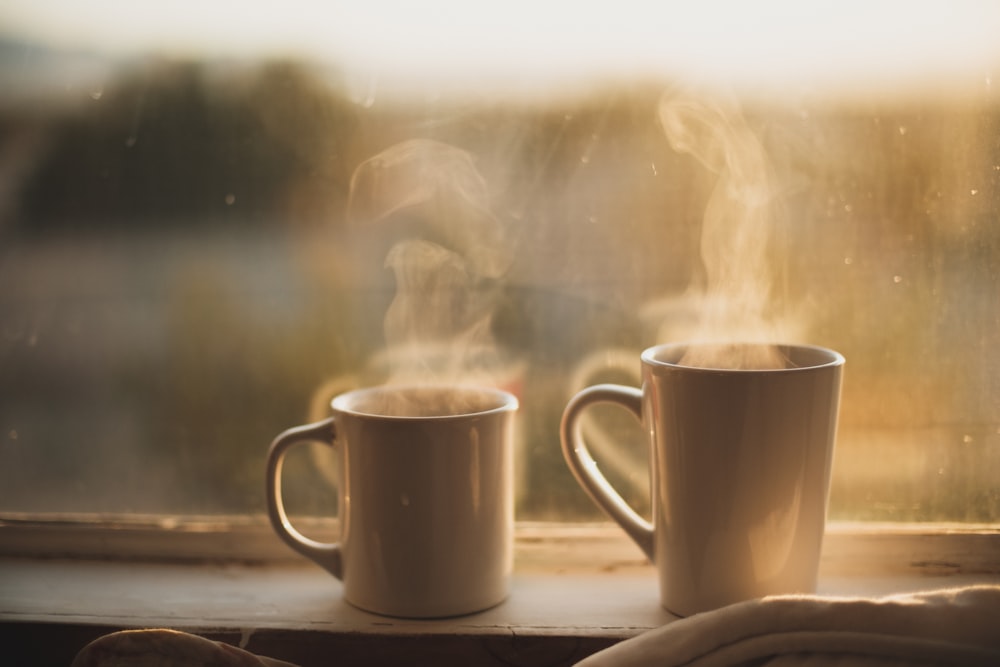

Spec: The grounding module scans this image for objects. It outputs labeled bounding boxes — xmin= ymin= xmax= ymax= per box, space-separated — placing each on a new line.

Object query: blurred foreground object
xmin=72 ymin=628 xmax=299 ymax=667
xmin=577 ymin=585 xmax=1000 ymax=666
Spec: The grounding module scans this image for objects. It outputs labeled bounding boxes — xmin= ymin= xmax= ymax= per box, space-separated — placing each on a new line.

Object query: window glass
xmin=0 ymin=4 xmax=998 ymax=522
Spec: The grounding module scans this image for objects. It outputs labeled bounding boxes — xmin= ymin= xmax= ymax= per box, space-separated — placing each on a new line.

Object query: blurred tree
xmin=16 ymin=58 xmax=358 ymax=233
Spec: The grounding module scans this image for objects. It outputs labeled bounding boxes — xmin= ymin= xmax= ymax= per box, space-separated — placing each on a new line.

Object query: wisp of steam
xmin=346 ymin=138 xmax=513 ymax=390
xmin=657 ymin=90 xmax=796 ymax=370
xmin=306 ymin=138 xmax=515 ymax=488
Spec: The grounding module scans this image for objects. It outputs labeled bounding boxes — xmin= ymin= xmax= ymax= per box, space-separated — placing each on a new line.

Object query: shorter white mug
xmin=561 ymin=342 xmax=844 ymax=617
xmin=267 ymin=384 xmax=517 ymax=618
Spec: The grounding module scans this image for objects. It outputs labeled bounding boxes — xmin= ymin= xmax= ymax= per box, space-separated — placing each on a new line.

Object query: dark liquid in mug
xmin=348 ymin=386 xmax=507 ymax=418
xmin=676 ymin=343 xmax=798 ymax=370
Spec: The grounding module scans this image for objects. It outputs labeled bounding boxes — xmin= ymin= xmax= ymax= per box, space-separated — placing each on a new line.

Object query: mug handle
xmin=265 ymin=417 xmax=343 ymax=579
xmin=560 ymin=384 xmax=654 ymax=561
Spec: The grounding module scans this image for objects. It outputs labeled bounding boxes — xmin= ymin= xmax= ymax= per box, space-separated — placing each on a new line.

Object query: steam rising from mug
xmin=658 ymin=91 xmax=796 ymax=370
xmin=347 ymin=138 xmax=513 ymax=387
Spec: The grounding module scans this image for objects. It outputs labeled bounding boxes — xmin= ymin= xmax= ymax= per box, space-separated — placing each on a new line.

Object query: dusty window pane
xmin=0 ymin=6 xmax=998 ymax=523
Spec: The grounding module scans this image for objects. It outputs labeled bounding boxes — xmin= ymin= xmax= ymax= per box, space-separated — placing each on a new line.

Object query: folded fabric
xmin=71 ymin=628 xmax=300 ymax=667
xmin=576 ymin=585 xmax=1000 ymax=667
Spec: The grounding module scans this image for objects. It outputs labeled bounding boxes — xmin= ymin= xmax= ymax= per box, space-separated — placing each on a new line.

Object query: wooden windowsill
xmin=1 ymin=521 xmax=998 ymax=666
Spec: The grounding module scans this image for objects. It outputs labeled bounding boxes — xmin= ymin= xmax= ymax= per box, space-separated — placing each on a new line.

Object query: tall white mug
xmin=267 ymin=384 xmax=517 ymax=618
xmin=561 ymin=342 xmax=844 ymax=617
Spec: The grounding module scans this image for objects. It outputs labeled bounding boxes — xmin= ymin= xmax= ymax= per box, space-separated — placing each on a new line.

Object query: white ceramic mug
xmin=267 ymin=384 xmax=517 ymax=618
xmin=561 ymin=342 xmax=844 ymax=617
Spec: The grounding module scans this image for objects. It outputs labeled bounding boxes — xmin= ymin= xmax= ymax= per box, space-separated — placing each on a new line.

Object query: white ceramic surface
xmin=267 ymin=385 xmax=517 ymax=618
xmin=561 ymin=342 xmax=844 ymax=617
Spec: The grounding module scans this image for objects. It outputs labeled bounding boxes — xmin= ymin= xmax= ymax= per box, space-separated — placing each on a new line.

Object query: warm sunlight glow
xmin=2 ymin=0 xmax=999 ymax=99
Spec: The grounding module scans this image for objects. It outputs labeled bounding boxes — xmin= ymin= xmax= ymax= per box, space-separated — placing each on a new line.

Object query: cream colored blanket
xmin=577 ymin=586 xmax=1000 ymax=667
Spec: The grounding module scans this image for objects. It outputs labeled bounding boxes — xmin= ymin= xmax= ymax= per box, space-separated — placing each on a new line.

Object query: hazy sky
xmin=3 ymin=1 xmax=1000 ymax=98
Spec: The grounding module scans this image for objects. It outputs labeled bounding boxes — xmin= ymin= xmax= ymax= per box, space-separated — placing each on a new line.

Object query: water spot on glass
xmin=400 ymin=494 xmax=410 ymax=507
xmin=963 ymin=434 xmax=974 ymax=443
xmin=125 ymin=136 xmax=137 ymax=148
xmin=354 ymin=73 xmax=378 ymax=108
xmin=651 ymin=162 xmax=658 ymax=176
xmin=898 ymin=126 xmax=907 ymax=135
xmin=8 ymin=430 xmax=17 ymax=440
xmin=844 ymin=257 xmax=853 ymax=265
xmin=844 ymin=204 xmax=853 ymax=213
xmin=893 ymin=275 xmax=903 ymax=284
xmin=90 ymin=89 xmax=103 ymax=101
xmin=970 ymin=189 xmax=979 ymax=196
xmin=225 ymin=193 xmax=236 ymax=206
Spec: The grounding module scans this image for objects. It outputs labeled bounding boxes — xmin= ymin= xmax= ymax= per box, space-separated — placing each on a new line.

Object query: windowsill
xmin=1 ymin=521 xmax=999 ymax=665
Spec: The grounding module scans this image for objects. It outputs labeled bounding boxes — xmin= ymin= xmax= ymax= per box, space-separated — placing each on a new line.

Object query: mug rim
xmin=641 ymin=341 xmax=845 ymax=373
xmin=330 ymin=383 xmax=519 ymax=420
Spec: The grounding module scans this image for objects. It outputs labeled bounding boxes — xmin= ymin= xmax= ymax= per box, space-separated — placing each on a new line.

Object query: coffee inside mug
xmin=648 ymin=342 xmax=841 ymax=371
xmin=334 ymin=385 xmax=513 ymax=418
